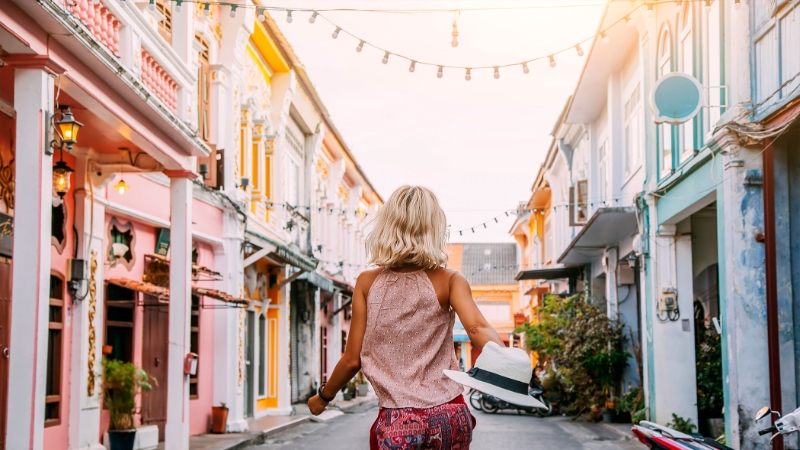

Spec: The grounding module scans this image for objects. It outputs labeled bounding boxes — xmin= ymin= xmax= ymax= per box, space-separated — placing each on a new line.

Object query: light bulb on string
xmin=229 ymin=4 xmax=237 ymax=18
xmin=549 ymin=55 xmax=556 ymax=68
xmin=437 ymin=66 xmax=443 ymax=78
xmin=309 ymin=11 xmax=318 ymax=23
xmin=356 ymin=40 xmax=364 ymax=52
xmin=286 ymin=10 xmax=293 ymax=23
xmin=465 ymin=68 xmax=471 ymax=81
xmin=522 ymin=62 xmax=530 ymax=74
xmin=331 ymin=27 xmax=340 ymax=39
xmin=148 ymin=0 xmax=155 ymax=10
xmin=451 ymin=21 xmax=459 ymax=47
xmin=625 ymin=15 xmax=634 ymax=27
xmin=174 ymin=0 xmax=182 ymax=12
xmin=493 ymin=67 xmax=500 ymax=79
xmin=600 ymin=31 xmax=610 ymax=44
xmin=257 ymin=7 xmax=265 ymax=22
xmin=576 ymin=44 xmax=584 ymax=57
xmin=382 ymin=52 xmax=390 ymax=64
xmin=734 ymin=0 xmax=743 ymax=9
xmin=704 ymin=0 xmax=713 ymax=12
xmin=646 ymin=3 xmax=654 ymax=16
xmin=675 ymin=0 xmax=683 ymax=12
xmin=409 ymin=61 xmax=416 ymax=73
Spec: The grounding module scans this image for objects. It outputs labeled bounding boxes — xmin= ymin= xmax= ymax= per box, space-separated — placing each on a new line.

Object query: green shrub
xmin=101 ymin=359 xmax=154 ymax=431
xmin=667 ymin=413 xmax=697 ymax=435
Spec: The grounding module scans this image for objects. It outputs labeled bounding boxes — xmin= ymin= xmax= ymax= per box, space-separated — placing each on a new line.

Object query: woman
xmin=307 ymin=185 xmax=507 ymax=449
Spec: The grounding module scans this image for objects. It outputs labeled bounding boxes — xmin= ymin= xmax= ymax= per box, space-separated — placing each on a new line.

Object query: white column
xmin=165 ymin=173 xmax=194 ymax=449
xmin=6 ymin=66 xmax=55 ymax=450
xmin=276 ymin=270 xmax=291 ymax=414
xmin=312 ymin=288 xmax=321 ymax=391
xmin=605 ymin=247 xmax=619 ymax=321
xmin=68 ymin=150 xmax=107 ymax=450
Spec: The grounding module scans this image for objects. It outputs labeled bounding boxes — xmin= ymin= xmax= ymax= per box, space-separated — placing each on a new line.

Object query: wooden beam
xmin=243 ymin=247 xmax=270 ymax=268
xmin=278 ymin=270 xmax=306 ymax=289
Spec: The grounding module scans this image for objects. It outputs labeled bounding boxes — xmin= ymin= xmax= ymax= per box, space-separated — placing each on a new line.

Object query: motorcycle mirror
xmin=756 ymin=406 xmax=771 ymax=421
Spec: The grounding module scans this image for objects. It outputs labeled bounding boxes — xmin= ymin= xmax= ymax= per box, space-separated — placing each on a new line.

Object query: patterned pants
xmin=369 ymin=396 xmax=476 ymax=450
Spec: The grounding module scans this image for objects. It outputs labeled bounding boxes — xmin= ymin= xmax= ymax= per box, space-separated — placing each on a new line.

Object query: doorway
xmin=141 ymin=298 xmax=169 ymax=441
xmin=0 ymin=260 xmax=11 ymax=450
xmin=244 ymin=310 xmax=255 ymax=418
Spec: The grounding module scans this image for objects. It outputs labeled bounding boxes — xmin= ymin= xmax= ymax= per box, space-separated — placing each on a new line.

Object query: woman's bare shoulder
xmin=356 ymin=268 xmax=385 ymax=296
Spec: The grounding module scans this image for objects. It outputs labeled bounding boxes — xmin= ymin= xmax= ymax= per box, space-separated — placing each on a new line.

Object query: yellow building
xmin=447 ymin=243 xmax=520 ymax=369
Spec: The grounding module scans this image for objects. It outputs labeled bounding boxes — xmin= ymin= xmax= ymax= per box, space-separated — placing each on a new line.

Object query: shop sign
xmin=155 ymin=228 xmax=170 ymax=256
xmin=0 ymin=212 xmax=11 ymax=257
xmin=650 ymin=72 xmax=704 ymax=125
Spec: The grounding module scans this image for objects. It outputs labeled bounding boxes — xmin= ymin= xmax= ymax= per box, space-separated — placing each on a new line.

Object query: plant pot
xmin=356 ymin=384 xmax=369 ymax=397
xmin=108 ymin=430 xmax=137 ymax=450
xmin=602 ymin=409 xmax=615 ymax=424
xmin=210 ymin=406 xmax=229 ymax=434
xmin=343 ymin=392 xmax=355 ymax=401
xmin=102 ymin=345 xmax=113 ymax=355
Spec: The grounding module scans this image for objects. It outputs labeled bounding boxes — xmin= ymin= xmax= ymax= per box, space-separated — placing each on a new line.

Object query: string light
xmin=229 ymin=4 xmax=237 ymax=18
xmin=174 ymin=0 xmax=182 ymax=12
xmin=437 ymin=66 xmax=444 ymax=78
xmin=257 ymin=7 xmax=265 ymax=22
xmin=675 ymin=1 xmax=683 ymax=12
xmin=704 ymin=0 xmax=712 ymax=12
xmin=465 ymin=68 xmax=471 ymax=81
xmin=148 ymin=0 xmax=155 ymax=10
xmin=382 ymin=51 xmax=390 ymax=64
xmin=734 ymin=0 xmax=743 ymax=10
xmin=600 ymin=31 xmax=610 ymax=43
xmin=549 ymin=55 xmax=556 ymax=68
xmin=451 ymin=21 xmax=459 ymax=47
xmin=575 ymin=44 xmax=584 ymax=57
xmin=646 ymin=3 xmax=654 ymax=16
xmin=332 ymin=27 xmax=341 ymax=39
xmin=203 ymin=3 xmax=210 ymax=17
xmin=625 ymin=15 xmax=634 ymax=26
xmin=286 ymin=10 xmax=293 ymax=23
xmin=409 ymin=60 xmax=416 ymax=72
xmin=522 ymin=62 xmax=530 ymax=74
xmin=309 ymin=11 xmax=318 ymax=23
xmin=356 ymin=40 xmax=365 ymax=52
xmin=493 ymin=67 xmax=500 ymax=79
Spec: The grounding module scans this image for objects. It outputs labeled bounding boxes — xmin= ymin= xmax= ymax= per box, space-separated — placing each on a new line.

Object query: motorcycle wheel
xmin=469 ymin=390 xmax=483 ymax=410
xmin=534 ymin=396 xmax=554 ymax=417
xmin=481 ymin=397 xmax=499 ymax=414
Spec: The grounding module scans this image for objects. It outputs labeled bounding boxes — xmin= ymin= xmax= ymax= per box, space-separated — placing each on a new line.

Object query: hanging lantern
xmin=114 ymin=178 xmax=130 ymax=195
xmin=53 ymin=159 xmax=74 ymax=198
xmin=54 ymin=107 xmax=83 ymax=151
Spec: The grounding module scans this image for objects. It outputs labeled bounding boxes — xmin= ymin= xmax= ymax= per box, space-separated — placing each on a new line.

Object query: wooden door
xmin=141 ymin=300 xmax=169 ymax=441
xmin=244 ymin=311 xmax=255 ymax=417
xmin=0 ymin=261 xmax=11 ymax=450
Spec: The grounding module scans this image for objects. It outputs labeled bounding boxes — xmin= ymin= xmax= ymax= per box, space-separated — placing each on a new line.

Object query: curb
xmin=214 ymin=416 xmax=311 ymax=450
xmin=330 ymin=395 xmax=378 ymax=412
xmin=600 ymin=422 xmax=633 ymax=441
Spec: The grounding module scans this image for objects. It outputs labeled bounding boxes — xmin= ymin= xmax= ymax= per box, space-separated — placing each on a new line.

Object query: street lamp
xmin=52 ymin=154 xmax=74 ymax=198
xmin=48 ymin=106 xmax=83 ymax=154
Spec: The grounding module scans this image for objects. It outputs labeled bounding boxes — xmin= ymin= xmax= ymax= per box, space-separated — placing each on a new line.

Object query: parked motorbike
xmin=630 ymin=404 xmax=800 ymax=449
xmin=478 ymin=378 xmax=553 ymax=417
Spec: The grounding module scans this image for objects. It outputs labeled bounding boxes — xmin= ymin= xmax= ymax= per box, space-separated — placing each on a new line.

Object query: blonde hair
xmin=366 ymin=186 xmax=449 ymax=269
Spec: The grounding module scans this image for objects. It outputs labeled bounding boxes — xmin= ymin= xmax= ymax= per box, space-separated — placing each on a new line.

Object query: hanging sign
xmin=155 ymin=228 xmax=170 ymax=257
xmin=0 ymin=212 xmax=11 ymax=257
xmin=650 ymin=72 xmax=704 ymax=125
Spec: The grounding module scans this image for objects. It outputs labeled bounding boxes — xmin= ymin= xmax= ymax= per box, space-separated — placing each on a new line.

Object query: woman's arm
xmin=307 ymin=271 xmax=372 ymax=415
xmin=449 ymin=272 xmax=505 ymax=349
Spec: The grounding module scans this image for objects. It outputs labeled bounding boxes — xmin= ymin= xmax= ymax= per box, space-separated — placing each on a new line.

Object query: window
xmin=623 ymin=84 xmax=642 ymax=175
xmin=105 ymin=284 xmax=135 ymax=363
xmin=189 ymin=295 xmax=200 ymax=398
xmin=108 ymin=218 xmax=134 ymax=270
xmin=155 ymin=0 xmax=172 ymax=44
xmin=598 ymin=140 xmax=608 ymax=204
xmin=570 ymin=180 xmax=588 ymax=225
xmin=544 ymin=219 xmax=553 ymax=264
xmin=704 ymin=0 xmax=723 ymax=133
xmin=285 ymin=158 xmax=300 ymax=207
xmin=196 ymin=36 xmax=211 ymax=143
xmin=258 ymin=313 xmax=266 ymax=397
xmin=45 ymin=275 xmax=65 ymax=426
xmin=680 ymin=3 xmax=695 ymax=160
xmin=658 ymin=29 xmax=674 ymax=175
xmin=51 ymin=193 xmax=67 ymax=254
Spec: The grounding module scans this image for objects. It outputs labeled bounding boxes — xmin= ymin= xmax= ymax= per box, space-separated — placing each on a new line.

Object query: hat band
xmin=467 ymin=367 xmax=528 ymax=395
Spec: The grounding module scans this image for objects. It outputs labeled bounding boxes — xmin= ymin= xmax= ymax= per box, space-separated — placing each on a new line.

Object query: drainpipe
xmin=762 ymin=141 xmax=784 ymax=450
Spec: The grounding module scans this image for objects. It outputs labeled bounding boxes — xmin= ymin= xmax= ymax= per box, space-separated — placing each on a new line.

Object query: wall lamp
xmin=47 ymin=106 xmax=83 ymax=155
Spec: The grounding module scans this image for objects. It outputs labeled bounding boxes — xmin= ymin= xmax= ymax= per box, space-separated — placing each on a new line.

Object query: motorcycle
xmin=630 ymin=404 xmax=800 ymax=449
xmin=478 ymin=378 xmax=554 ymax=417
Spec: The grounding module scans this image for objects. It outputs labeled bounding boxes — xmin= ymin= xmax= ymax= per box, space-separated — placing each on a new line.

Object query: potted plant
xmin=102 ymin=359 xmax=154 ymax=450
xmin=355 ymin=370 xmax=369 ymax=397
xmin=343 ymin=380 xmax=356 ymax=401
xmin=210 ymin=403 xmax=229 ymax=434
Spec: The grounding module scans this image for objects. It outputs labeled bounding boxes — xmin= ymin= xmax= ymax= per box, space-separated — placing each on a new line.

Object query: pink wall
xmin=44 ymin=151 xmax=76 ymax=450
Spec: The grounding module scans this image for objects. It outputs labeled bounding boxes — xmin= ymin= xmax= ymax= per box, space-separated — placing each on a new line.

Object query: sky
xmin=269 ymin=0 xmax=605 ymax=243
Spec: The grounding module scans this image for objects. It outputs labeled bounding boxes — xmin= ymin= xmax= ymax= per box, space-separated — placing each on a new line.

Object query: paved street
xmin=253 ymin=401 xmax=643 ymax=450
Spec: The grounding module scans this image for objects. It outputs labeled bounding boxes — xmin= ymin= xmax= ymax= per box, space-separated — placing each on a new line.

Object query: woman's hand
xmin=307 ymin=395 xmax=329 ymax=416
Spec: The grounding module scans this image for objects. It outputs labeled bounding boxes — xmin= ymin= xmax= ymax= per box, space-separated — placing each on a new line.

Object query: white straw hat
xmin=444 ymin=342 xmax=545 ymax=408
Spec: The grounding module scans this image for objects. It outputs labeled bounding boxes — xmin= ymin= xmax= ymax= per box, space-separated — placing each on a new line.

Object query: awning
xmin=331 ymin=297 xmax=352 ymax=317
xmin=453 ymin=321 xmax=470 ymax=342
xmin=515 ymin=267 xmax=580 ymax=281
xmin=246 ymin=229 xmax=318 ymax=272
xmin=192 ymin=286 xmax=248 ymax=306
xmin=299 ymin=271 xmax=335 ymax=293
xmin=107 ymin=278 xmax=246 ymax=307
xmin=557 ymin=207 xmax=638 ymax=265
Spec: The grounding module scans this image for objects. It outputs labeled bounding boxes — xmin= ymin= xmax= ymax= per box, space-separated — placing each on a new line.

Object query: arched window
xmin=679 ymin=2 xmax=695 ymax=160
xmin=658 ymin=28 xmax=674 ymax=176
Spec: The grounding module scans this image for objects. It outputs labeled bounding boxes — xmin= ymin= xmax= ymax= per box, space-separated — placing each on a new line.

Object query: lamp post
xmin=49 ymin=106 xmax=83 ymax=197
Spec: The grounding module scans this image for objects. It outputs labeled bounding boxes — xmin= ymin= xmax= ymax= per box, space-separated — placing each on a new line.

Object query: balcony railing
xmin=141 ymin=50 xmax=178 ymax=113
xmin=67 ymin=0 xmax=120 ymax=56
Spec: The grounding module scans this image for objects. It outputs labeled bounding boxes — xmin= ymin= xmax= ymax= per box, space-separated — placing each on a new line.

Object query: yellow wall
xmin=257 ymin=307 xmax=280 ymax=410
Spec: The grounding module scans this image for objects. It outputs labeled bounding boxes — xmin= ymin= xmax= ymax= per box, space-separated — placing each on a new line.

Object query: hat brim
xmin=444 ymin=369 xmax=546 ymax=409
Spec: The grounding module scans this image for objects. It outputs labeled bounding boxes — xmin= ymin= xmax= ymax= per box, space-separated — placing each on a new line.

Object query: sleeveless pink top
xmin=360 ymin=268 xmax=464 ymax=409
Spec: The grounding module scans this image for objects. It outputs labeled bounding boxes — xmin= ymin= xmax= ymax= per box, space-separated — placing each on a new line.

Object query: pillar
xmin=5 ymin=60 xmax=60 ymax=450
xmin=605 ymin=247 xmax=619 ymax=321
xmin=165 ymin=172 xmax=195 ymax=449
xmin=68 ymin=149 xmax=107 ymax=450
